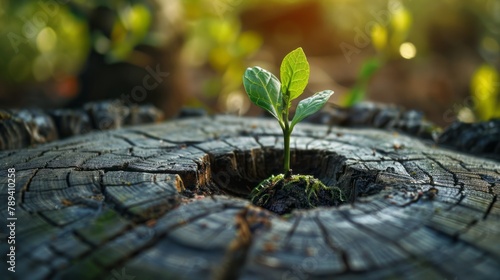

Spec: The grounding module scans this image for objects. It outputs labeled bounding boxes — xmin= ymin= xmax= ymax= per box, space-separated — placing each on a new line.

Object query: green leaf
xmin=358 ymin=58 xmax=380 ymax=81
xmin=343 ymin=85 xmax=364 ymax=107
xmin=280 ymin=47 xmax=310 ymax=102
xmin=291 ymin=90 xmax=334 ymax=129
xmin=243 ymin=66 xmax=283 ymax=123
xmin=343 ymin=58 xmax=380 ymax=106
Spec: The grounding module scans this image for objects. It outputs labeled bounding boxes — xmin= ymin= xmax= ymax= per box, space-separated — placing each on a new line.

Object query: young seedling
xmin=243 ymin=47 xmax=333 ymax=177
xmin=243 ymin=47 xmax=343 ymax=214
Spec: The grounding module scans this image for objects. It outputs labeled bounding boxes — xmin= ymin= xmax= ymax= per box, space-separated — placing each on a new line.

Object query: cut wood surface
xmin=1 ymin=115 xmax=499 ymax=279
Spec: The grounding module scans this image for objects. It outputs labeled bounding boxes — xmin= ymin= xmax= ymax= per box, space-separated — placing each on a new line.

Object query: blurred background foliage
xmin=0 ymin=0 xmax=499 ymax=125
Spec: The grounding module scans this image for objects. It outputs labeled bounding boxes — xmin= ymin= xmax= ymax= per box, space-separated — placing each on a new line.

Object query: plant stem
xmin=283 ymin=122 xmax=292 ymax=178
xmin=282 ymin=95 xmax=292 ymax=178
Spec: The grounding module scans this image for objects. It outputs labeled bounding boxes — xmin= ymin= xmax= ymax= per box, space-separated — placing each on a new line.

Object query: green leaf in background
xmin=343 ymin=58 xmax=380 ymax=106
xmin=291 ymin=90 xmax=334 ymax=129
xmin=280 ymin=47 xmax=310 ymax=103
xmin=243 ymin=66 xmax=284 ymax=124
xmin=358 ymin=57 xmax=380 ymax=82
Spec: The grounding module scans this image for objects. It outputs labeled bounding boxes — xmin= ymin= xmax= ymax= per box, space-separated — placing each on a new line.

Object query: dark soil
xmin=250 ymin=174 xmax=345 ymax=215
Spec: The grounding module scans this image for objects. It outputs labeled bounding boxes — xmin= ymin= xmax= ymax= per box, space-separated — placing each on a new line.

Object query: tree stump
xmin=1 ymin=115 xmax=499 ymax=280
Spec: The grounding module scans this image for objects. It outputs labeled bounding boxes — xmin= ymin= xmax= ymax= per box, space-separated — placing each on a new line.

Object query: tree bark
xmin=0 ymin=115 xmax=499 ymax=280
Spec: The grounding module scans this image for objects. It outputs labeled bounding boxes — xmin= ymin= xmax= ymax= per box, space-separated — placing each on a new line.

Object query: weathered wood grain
xmin=0 ymin=115 xmax=499 ymax=280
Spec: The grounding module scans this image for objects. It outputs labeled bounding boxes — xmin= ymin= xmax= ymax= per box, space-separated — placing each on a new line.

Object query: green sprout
xmin=243 ymin=47 xmax=333 ymax=177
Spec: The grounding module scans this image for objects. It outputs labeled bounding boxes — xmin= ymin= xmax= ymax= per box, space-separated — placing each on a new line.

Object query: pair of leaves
xmin=243 ymin=47 xmax=333 ymax=130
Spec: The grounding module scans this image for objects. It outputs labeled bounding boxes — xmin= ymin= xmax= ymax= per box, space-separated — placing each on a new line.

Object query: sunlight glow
xmin=399 ymin=42 xmax=416 ymax=59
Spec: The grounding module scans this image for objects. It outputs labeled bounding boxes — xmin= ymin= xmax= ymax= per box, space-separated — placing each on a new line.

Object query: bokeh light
xmin=0 ymin=0 xmax=498 ymax=125
xmin=36 ymin=27 xmax=57 ymax=53
xmin=399 ymin=42 xmax=416 ymax=59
